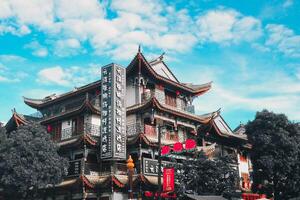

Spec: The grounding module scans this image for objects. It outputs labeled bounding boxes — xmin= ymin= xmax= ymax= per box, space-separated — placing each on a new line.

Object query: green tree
xmin=0 ymin=123 xmax=69 ymax=199
xmin=176 ymin=153 xmax=239 ymax=199
xmin=246 ymin=110 xmax=300 ymax=199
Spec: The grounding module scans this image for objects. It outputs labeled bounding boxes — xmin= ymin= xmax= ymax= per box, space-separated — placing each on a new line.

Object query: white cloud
xmin=0 ymin=0 xmax=202 ymax=59
xmin=111 ymin=0 xmax=162 ymax=17
xmin=154 ymin=33 xmax=197 ymax=52
xmin=37 ymin=64 xmax=101 ymax=87
xmin=194 ymin=83 xmax=300 ymax=124
xmin=55 ymin=0 xmax=105 ymax=20
xmin=0 ymin=0 xmax=12 ymax=18
xmin=192 ymin=67 xmax=300 ymax=123
xmin=265 ymin=24 xmax=300 ymax=58
xmin=37 ymin=66 xmax=70 ymax=86
xmin=196 ymin=9 xmax=262 ymax=44
xmin=0 ymin=62 xmax=28 ymax=82
xmin=24 ymin=41 xmax=48 ymax=57
xmin=52 ymin=38 xmax=84 ymax=57
xmin=7 ymin=0 xmax=54 ymax=28
xmin=0 ymin=54 xmax=26 ymax=62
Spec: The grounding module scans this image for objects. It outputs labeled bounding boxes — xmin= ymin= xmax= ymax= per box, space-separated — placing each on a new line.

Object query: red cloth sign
xmin=163 ymin=167 xmax=175 ymax=192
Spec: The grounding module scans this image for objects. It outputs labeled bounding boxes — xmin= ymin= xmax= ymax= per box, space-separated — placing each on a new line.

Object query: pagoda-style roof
xmin=127 ymin=97 xmax=218 ymax=124
xmin=24 ymin=51 xmax=211 ymax=109
xmin=148 ymin=53 xmax=180 ymax=83
xmin=5 ymin=109 xmax=40 ymax=132
xmin=212 ymin=115 xmax=248 ymax=141
xmin=57 ymin=133 xmax=98 ymax=148
xmin=23 ymin=80 xmax=101 ymax=109
xmin=40 ymin=99 xmax=100 ymax=124
xmin=127 ymin=51 xmax=212 ymax=96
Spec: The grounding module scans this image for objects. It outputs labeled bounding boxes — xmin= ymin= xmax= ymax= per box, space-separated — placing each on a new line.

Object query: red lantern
xmin=144 ymin=191 xmax=153 ymax=197
xmin=161 ymin=145 xmax=171 ymax=156
xmin=185 ymin=139 xmax=196 ymax=150
xmin=173 ymin=142 xmax=183 ymax=153
xmin=176 ymin=90 xmax=180 ymax=96
xmin=47 ymin=125 xmax=52 ymax=133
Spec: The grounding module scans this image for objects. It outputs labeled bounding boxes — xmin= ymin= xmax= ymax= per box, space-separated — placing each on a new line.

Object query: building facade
xmin=6 ymin=50 xmax=252 ymax=199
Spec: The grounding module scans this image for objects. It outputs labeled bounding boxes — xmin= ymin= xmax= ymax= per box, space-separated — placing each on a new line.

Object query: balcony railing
xmin=98 ymin=163 xmax=128 ymax=176
xmin=53 ymin=123 xmax=100 ymax=141
xmin=67 ymin=160 xmax=129 ymax=177
xmin=144 ymin=124 xmax=180 ymax=141
xmin=84 ymin=163 xmax=100 ymax=176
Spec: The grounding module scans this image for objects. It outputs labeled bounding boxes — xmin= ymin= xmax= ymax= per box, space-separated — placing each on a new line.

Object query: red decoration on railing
xmin=145 ymin=191 xmax=153 ymax=197
xmin=161 ymin=145 xmax=171 ymax=156
xmin=173 ymin=142 xmax=183 ymax=153
xmin=47 ymin=125 xmax=52 ymax=133
xmin=185 ymin=139 xmax=196 ymax=151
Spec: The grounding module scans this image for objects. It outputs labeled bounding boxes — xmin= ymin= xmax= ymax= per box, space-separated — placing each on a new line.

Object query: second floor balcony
xmin=67 ymin=159 xmax=127 ymax=177
xmin=51 ymin=122 xmax=100 ymax=141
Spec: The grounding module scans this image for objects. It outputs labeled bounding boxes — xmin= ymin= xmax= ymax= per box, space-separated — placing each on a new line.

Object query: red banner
xmin=163 ymin=167 xmax=175 ymax=192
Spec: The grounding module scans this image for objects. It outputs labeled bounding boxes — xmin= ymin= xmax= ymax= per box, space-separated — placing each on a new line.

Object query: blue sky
xmin=0 ymin=0 xmax=299 ymax=128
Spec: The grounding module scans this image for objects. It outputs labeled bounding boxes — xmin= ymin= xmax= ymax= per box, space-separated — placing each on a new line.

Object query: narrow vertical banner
xmin=100 ymin=64 xmax=126 ymax=160
xmin=163 ymin=167 xmax=175 ymax=192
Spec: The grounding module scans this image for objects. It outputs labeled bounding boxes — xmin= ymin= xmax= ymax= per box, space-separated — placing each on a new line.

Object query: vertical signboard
xmin=163 ymin=167 xmax=175 ymax=192
xmin=100 ymin=64 xmax=126 ymax=160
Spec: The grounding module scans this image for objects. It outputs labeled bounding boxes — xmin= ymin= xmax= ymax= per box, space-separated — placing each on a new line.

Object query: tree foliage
xmin=176 ymin=153 xmax=239 ymax=199
xmin=0 ymin=123 xmax=69 ymax=199
xmin=246 ymin=110 xmax=300 ymax=199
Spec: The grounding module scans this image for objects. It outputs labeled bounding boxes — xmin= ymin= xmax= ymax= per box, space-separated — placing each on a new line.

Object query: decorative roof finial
xmin=138 ymin=45 xmax=141 ymax=53
xmin=159 ymin=52 xmax=165 ymax=61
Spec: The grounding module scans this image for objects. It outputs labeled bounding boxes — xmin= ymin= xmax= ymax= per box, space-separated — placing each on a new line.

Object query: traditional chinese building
xmin=5 ymin=49 xmax=252 ymax=199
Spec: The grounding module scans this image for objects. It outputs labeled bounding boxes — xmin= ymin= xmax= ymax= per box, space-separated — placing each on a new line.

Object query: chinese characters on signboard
xmin=143 ymin=158 xmax=172 ymax=175
xmin=100 ymin=64 xmax=126 ymax=159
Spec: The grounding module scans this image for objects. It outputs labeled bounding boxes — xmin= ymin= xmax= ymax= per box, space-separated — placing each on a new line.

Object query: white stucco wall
xmin=155 ymin=87 xmax=165 ymax=104
xmin=126 ymin=84 xmax=136 ymax=107
xmin=91 ymin=114 xmax=100 ymax=126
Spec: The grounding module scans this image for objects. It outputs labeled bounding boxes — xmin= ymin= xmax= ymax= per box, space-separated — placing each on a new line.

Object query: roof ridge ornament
xmin=158 ymin=52 xmax=165 ymax=61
